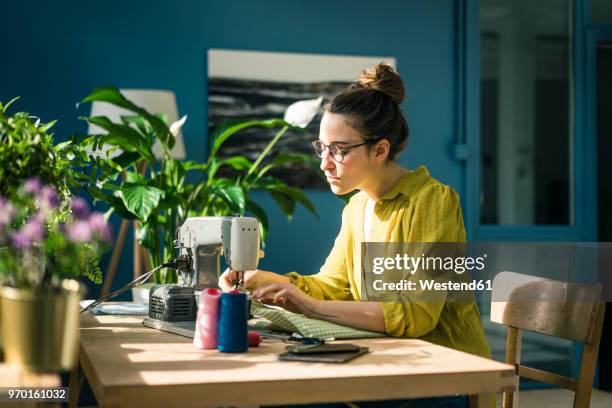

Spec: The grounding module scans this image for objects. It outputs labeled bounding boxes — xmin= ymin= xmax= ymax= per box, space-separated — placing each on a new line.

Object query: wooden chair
xmin=489 ymin=271 xmax=605 ymax=408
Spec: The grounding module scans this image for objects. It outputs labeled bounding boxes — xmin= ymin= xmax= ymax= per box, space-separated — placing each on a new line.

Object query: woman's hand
xmin=219 ymin=268 xmax=259 ymax=292
xmin=251 ymin=283 xmax=319 ymax=317
xmin=252 ymin=283 xmax=386 ymax=333
xmin=218 ymin=268 xmax=291 ymax=292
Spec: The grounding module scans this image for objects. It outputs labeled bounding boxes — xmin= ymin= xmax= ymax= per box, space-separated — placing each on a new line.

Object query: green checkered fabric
xmin=251 ymin=301 xmax=386 ymax=339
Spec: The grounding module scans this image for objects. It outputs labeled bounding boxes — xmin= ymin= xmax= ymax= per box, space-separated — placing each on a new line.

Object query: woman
xmin=220 ymin=63 xmax=491 ymax=406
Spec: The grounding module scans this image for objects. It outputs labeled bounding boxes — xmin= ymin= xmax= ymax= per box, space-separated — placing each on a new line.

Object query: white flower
xmin=283 ymin=97 xmax=323 ymax=128
xmin=169 ymin=115 xmax=188 ymax=137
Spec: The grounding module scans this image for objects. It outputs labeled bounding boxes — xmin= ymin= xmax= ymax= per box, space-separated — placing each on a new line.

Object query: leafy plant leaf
xmin=210 ymin=183 xmax=245 ymax=215
xmin=1 ymin=96 xmax=20 ymax=113
xmin=112 ymin=151 xmax=141 ymax=169
xmin=83 ymin=116 xmax=155 ymax=163
xmin=118 ymin=184 xmax=164 ymax=222
xmin=270 ymin=191 xmax=295 ymax=219
xmin=136 ymin=224 xmax=152 ymax=250
xmin=208 ymin=118 xmax=297 ymax=161
xmin=78 ymin=86 xmax=174 ymax=150
xmin=86 ymin=186 xmax=136 ymax=220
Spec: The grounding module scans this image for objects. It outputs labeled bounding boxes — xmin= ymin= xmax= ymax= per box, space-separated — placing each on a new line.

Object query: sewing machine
xmin=142 ymin=216 xmax=260 ymax=338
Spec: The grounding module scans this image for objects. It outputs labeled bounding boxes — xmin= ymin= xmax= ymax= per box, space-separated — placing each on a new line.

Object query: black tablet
xmin=278 ymin=346 xmax=369 ymax=363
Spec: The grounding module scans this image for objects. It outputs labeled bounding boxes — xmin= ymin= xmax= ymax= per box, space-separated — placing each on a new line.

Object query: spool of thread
xmin=193 ymin=288 xmax=222 ymax=350
xmin=217 ymin=291 xmax=248 ymax=353
xmin=248 ymin=331 xmax=261 ymax=347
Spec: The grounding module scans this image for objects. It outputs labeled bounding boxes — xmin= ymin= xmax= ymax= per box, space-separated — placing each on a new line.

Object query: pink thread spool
xmin=193 ymin=288 xmax=222 ymax=349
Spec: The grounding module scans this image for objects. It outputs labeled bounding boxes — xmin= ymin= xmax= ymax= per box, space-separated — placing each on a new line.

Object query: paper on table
xmin=80 ymin=300 xmax=149 ymax=316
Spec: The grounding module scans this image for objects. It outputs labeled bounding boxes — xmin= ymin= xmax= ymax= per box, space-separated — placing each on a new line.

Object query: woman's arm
xmin=309 ymin=298 xmax=386 ymax=333
xmin=251 ymin=283 xmax=386 ymax=333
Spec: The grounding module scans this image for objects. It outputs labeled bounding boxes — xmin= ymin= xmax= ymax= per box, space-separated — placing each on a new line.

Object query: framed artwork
xmin=207 ymin=49 xmax=396 ymax=189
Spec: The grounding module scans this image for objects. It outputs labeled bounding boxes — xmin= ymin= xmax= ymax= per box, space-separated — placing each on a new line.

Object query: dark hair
xmin=325 ymin=62 xmax=409 ymax=160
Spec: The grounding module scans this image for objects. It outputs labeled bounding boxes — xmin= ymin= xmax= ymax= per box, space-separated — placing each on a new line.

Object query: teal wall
xmin=0 ymin=0 xmax=461 ymax=296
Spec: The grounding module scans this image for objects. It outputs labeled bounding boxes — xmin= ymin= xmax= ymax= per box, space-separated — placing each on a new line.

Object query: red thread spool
xmin=248 ymin=331 xmax=261 ymax=347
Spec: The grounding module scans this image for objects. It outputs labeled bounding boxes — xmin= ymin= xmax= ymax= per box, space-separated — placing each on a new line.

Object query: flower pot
xmin=0 ymin=279 xmax=82 ymax=371
xmin=131 ymin=282 xmax=156 ymax=303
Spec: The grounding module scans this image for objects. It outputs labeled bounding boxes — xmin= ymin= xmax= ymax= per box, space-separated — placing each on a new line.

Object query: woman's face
xmin=318 ymin=112 xmax=376 ymax=195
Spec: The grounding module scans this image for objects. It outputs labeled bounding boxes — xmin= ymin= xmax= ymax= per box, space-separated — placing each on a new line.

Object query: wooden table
xmin=71 ymin=313 xmax=516 ymax=407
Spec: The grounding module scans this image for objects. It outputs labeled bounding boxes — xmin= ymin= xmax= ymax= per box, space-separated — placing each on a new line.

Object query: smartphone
xmin=279 ymin=346 xmax=369 ymax=363
xmin=286 ymin=343 xmax=362 ymax=355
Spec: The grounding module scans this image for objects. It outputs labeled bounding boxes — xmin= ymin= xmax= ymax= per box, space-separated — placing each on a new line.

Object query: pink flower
xmin=66 ymin=221 xmax=92 ymax=243
xmin=88 ymin=212 xmax=111 ymax=242
xmin=24 ymin=178 xmax=42 ymax=194
xmin=38 ymin=186 xmax=60 ymax=210
xmin=0 ymin=197 xmax=14 ymax=226
xmin=10 ymin=231 xmax=31 ymax=248
xmin=21 ymin=218 xmax=44 ymax=242
xmin=71 ymin=197 xmax=90 ymax=220
xmin=33 ymin=210 xmax=47 ymax=224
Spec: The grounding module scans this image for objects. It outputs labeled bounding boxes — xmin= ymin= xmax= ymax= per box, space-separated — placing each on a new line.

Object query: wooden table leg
xmin=469 ymin=393 xmax=492 ymax=408
xmin=68 ymin=362 xmax=82 ymax=408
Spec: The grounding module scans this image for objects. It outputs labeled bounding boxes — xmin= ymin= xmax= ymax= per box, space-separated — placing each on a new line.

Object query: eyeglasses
xmin=311 ymin=139 xmax=379 ymax=163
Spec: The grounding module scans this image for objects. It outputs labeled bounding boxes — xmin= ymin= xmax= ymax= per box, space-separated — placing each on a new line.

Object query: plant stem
xmin=244 ymin=125 xmax=288 ymax=184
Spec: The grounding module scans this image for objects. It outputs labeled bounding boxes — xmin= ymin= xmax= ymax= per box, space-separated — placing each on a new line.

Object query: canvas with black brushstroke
xmin=207 ymin=49 xmax=396 ymax=189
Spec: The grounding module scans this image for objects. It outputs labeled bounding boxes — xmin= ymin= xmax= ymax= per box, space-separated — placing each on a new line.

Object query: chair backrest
xmin=490 ymin=271 xmax=605 ymax=408
xmin=491 ymin=271 xmax=602 ymax=341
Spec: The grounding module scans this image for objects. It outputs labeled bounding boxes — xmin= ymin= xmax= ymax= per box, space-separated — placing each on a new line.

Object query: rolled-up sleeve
xmin=381 ymin=184 xmax=466 ymax=338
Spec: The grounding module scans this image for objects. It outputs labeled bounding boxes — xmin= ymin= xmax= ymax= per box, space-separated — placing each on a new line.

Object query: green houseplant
xmin=75 ymin=87 xmax=321 ymax=284
xmin=0 ymin=98 xmax=82 ymax=203
xmin=0 ymin=98 xmax=111 ymax=370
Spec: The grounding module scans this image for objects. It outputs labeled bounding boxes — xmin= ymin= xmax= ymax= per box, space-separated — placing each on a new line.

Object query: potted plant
xmin=75 ymin=87 xmax=322 ymax=287
xmin=0 ymin=98 xmax=109 ymax=371
xmin=0 ymin=180 xmax=110 ymax=371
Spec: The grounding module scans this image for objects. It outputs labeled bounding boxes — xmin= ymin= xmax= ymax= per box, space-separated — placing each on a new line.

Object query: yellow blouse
xmin=286 ymin=165 xmax=491 ymax=359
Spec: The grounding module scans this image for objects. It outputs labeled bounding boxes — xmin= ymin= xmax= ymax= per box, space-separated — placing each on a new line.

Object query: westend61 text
xmin=372 ymin=279 xmax=493 ymax=292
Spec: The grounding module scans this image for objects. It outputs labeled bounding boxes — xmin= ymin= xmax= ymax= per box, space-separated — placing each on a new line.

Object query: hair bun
xmin=356 ymin=62 xmax=405 ymax=105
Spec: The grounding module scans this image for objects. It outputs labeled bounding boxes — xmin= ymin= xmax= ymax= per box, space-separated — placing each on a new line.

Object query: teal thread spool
xmin=217 ymin=291 xmax=248 ymax=353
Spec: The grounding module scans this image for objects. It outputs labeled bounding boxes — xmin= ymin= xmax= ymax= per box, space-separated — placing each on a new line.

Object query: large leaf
xmin=256 ymin=177 xmax=318 ymax=219
xmin=124 ymin=171 xmax=147 ymax=184
xmin=112 ymin=151 xmax=142 ymax=169
xmin=208 ymin=156 xmax=253 ymax=181
xmin=86 ymin=186 xmax=136 ymax=220
xmin=221 ymin=156 xmax=253 ymax=171
xmin=136 ymin=224 xmax=152 ymax=251
xmin=79 ymin=86 xmax=174 ymax=150
xmin=84 ymin=116 xmax=155 ymax=163
xmin=120 ymin=115 xmax=151 ymax=136
xmin=208 ymin=118 xmax=297 ymax=160
xmin=270 ymin=191 xmax=295 ymax=219
xmin=210 ymin=184 xmax=245 ymax=215
xmin=271 ymin=185 xmax=318 ymax=218
xmin=182 ymin=160 xmax=208 ymax=172
xmin=118 ymin=184 xmax=164 ymax=222
xmin=164 ymin=159 xmax=185 ymax=189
